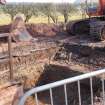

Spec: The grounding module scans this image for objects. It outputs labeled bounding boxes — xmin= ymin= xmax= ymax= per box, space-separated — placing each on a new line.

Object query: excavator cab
xmin=86 ymin=0 xmax=100 ymax=17
xmin=86 ymin=0 xmax=105 ymax=17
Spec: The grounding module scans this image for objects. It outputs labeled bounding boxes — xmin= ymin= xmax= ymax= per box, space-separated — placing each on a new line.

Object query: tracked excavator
xmin=66 ymin=0 xmax=105 ymax=41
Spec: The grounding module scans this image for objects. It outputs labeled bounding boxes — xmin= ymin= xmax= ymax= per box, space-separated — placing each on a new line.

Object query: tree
xmin=0 ymin=6 xmax=3 ymax=13
xmin=79 ymin=2 xmax=87 ymax=19
xmin=58 ymin=3 xmax=78 ymax=23
xmin=2 ymin=3 xmax=39 ymax=22
xmin=39 ymin=3 xmax=58 ymax=24
xmin=2 ymin=4 xmax=18 ymax=21
xmin=57 ymin=3 xmax=70 ymax=23
xmin=18 ymin=3 xmax=39 ymax=23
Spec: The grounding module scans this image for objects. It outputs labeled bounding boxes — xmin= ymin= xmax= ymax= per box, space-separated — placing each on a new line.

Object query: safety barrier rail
xmin=19 ymin=69 xmax=105 ymax=105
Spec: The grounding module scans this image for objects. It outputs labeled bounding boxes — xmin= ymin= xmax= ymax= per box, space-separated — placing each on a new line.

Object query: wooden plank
xmin=0 ymin=33 xmax=9 ymax=38
xmin=30 ymin=48 xmax=48 ymax=52
xmin=0 ymin=70 xmax=9 ymax=76
xmin=30 ymin=47 xmax=56 ymax=52
xmin=0 ymin=58 xmax=9 ymax=64
xmin=0 ymin=81 xmax=21 ymax=90
xmin=0 ymin=55 xmax=9 ymax=59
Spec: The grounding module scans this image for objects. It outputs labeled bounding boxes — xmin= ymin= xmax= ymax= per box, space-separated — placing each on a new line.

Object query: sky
xmin=6 ymin=0 xmax=77 ymax=3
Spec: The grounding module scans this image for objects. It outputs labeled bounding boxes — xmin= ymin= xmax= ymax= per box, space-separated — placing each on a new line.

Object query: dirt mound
xmin=0 ymin=24 xmax=11 ymax=33
xmin=26 ymin=23 xmax=61 ymax=37
xmin=0 ymin=23 xmax=62 ymax=37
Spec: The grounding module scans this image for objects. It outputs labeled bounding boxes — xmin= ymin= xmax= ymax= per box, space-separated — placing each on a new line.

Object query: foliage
xmin=38 ymin=3 xmax=58 ymax=23
xmin=17 ymin=3 xmax=39 ymax=22
xmin=57 ymin=3 xmax=78 ymax=23
xmin=2 ymin=4 xmax=18 ymax=20
xmin=1 ymin=3 xmax=80 ymax=23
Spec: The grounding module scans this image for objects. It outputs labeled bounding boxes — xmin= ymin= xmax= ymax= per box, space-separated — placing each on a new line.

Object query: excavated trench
xmin=0 ymin=24 xmax=105 ymax=105
xmin=24 ymin=64 xmax=103 ymax=105
xmin=0 ymin=38 xmax=105 ymax=105
xmin=22 ymin=41 xmax=105 ymax=105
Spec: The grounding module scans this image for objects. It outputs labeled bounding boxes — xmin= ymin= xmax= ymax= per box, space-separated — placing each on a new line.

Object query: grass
xmin=0 ymin=13 xmax=84 ymax=25
xmin=0 ymin=14 xmax=11 ymax=25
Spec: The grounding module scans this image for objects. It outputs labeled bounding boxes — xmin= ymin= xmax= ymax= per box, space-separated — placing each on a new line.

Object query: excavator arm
xmin=87 ymin=0 xmax=105 ymax=17
xmin=99 ymin=0 xmax=105 ymax=15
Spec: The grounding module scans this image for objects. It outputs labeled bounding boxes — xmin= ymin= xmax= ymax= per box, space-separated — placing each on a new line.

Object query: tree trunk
xmin=48 ymin=15 xmax=50 ymax=24
xmin=25 ymin=15 xmax=31 ymax=23
xmin=64 ymin=13 xmax=68 ymax=23
xmin=50 ymin=15 xmax=56 ymax=23
xmin=55 ymin=17 xmax=58 ymax=24
xmin=11 ymin=15 xmax=14 ymax=21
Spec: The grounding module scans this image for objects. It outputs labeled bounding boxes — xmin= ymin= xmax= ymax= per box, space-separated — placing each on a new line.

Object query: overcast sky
xmin=6 ymin=0 xmax=77 ymax=3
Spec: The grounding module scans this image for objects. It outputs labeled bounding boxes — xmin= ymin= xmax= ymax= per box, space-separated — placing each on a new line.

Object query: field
xmin=0 ymin=13 xmax=83 ymax=25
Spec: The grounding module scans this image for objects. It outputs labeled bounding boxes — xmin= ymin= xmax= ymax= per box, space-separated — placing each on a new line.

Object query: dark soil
xmin=25 ymin=64 xmax=103 ymax=105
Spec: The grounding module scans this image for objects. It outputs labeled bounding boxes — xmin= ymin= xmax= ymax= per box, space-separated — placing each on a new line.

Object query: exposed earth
xmin=0 ymin=23 xmax=105 ymax=105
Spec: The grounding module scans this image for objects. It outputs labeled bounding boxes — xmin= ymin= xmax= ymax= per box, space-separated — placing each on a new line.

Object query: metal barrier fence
xmin=19 ymin=69 xmax=105 ymax=105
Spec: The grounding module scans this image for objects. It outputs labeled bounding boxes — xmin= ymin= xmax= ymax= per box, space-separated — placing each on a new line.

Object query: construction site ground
xmin=0 ymin=24 xmax=105 ymax=105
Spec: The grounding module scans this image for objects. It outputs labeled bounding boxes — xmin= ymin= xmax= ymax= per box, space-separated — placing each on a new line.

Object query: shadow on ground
xmin=29 ymin=64 xmax=102 ymax=105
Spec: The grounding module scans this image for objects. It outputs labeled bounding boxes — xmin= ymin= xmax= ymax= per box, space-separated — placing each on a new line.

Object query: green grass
xmin=0 ymin=13 xmax=84 ymax=25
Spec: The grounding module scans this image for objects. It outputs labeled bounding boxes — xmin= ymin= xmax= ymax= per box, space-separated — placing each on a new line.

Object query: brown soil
xmin=24 ymin=64 xmax=103 ymax=105
xmin=0 ymin=23 xmax=105 ymax=105
xmin=0 ymin=23 xmax=64 ymax=38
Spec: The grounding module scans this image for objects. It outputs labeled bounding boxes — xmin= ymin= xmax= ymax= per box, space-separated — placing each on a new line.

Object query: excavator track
xmin=89 ymin=19 xmax=105 ymax=40
xmin=66 ymin=19 xmax=90 ymax=35
xmin=101 ymin=26 xmax=105 ymax=40
xmin=66 ymin=18 xmax=105 ymax=41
